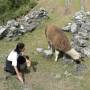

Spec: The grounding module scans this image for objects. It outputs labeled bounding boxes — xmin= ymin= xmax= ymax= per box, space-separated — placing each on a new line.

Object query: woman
xmin=4 ymin=42 xmax=31 ymax=84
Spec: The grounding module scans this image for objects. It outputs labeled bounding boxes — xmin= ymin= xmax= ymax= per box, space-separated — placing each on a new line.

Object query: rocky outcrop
xmin=63 ymin=10 xmax=90 ymax=58
xmin=0 ymin=8 xmax=49 ymax=40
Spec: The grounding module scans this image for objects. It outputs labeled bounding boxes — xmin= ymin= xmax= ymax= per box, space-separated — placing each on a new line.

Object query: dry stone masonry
xmin=63 ymin=10 xmax=90 ymax=58
xmin=0 ymin=8 xmax=49 ymax=40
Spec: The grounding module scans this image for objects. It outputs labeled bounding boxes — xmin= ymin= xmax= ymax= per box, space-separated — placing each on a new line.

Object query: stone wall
xmin=63 ymin=10 xmax=90 ymax=58
xmin=0 ymin=8 xmax=49 ymax=41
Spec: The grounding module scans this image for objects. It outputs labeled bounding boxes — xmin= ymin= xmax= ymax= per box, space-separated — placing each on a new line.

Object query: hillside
xmin=0 ymin=0 xmax=37 ymax=25
xmin=0 ymin=0 xmax=90 ymax=90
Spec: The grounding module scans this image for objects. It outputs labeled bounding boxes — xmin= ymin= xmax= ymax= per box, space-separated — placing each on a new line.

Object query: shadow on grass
xmin=20 ymin=61 xmax=38 ymax=83
xmin=31 ymin=61 xmax=38 ymax=72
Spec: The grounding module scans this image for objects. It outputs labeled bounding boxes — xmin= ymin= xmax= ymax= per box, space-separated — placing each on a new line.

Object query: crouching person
xmin=4 ymin=42 xmax=31 ymax=84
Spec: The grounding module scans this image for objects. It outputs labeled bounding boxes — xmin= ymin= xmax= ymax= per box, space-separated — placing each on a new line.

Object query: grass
xmin=0 ymin=0 xmax=90 ymax=90
xmin=0 ymin=0 xmax=37 ymax=25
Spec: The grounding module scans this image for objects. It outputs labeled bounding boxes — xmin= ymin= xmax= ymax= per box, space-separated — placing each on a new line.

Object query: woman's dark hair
xmin=14 ymin=42 xmax=25 ymax=54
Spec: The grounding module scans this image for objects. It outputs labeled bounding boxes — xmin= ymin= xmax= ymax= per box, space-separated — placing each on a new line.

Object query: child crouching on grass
xmin=4 ymin=42 xmax=31 ymax=84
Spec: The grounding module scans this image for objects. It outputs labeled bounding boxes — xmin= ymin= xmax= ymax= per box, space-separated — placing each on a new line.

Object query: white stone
xmin=36 ymin=48 xmax=44 ymax=53
xmin=71 ymin=23 xmax=77 ymax=33
xmin=0 ymin=27 xmax=7 ymax=35
xmin=43 ymin=49 xmax=53 ymax=56
xmin=20 ymin=25 xmax=24 ymax=30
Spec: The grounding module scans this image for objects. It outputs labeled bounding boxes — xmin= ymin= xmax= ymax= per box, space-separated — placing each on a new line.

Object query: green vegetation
xmin=0 ymin=0 xmax=90 ymax=90
xmin=0 ymin=0 xmax=37 ymax=25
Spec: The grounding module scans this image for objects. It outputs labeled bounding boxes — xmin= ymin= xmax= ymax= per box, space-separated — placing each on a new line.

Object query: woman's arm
xmin=13 ymin=66 xmax=24 ymax=84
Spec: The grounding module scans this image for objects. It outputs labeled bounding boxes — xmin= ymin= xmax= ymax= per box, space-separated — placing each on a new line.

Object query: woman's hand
xmin=17 ymin=73 xmax=24 ymax=84
xmin=14 ymin=66 xmax=24 ymax=84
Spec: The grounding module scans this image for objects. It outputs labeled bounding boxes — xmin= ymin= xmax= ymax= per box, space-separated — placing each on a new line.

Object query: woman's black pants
xmin=4 ymin=56 xmax=26 ymax=75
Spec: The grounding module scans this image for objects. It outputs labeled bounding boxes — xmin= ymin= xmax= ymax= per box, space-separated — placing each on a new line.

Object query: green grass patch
xmin=0 ymin=0 xmax=37 ymax=25
xmin=0 ymin=0 xmax=90 ymax=90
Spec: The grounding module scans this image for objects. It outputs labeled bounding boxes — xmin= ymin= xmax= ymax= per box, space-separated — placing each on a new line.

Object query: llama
xmin=45 ymin=24 xmax=81 ymax=63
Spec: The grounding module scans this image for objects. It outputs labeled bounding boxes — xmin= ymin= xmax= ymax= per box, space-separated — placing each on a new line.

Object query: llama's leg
xmin=48 ymin=41 xmax=53 ymax=54
xmin=55 ymin=49 xmax=59 ymax=62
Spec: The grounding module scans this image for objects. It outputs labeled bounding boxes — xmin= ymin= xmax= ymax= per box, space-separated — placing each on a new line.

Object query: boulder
xmin=0 ymin=26 xmax=8 ymax=39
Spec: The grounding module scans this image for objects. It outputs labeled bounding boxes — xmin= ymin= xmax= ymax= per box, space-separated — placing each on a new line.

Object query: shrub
xmin=0 ymin=0 xmax=37 ymax=25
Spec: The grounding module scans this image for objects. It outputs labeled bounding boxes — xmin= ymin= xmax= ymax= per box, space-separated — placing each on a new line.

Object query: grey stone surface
xmin=0 ymin=26 xmax=8 ymax=39
xmin=36 ymin=48 xmax=44 ymax=53
xmin=43 ymin=49 xmax=53 ymax=56
xmin=63 ymin=23 xmax=72 ymax=32
xmin=71 ymin=23 xmax=77 ymax=33
xmin=73 ymin=63 xmax=87 ymax=76
xmin=36 ymin=48 xmax=53 ymax=59
xmin=0 ymin=8 xmax=49 ymax=40
xmin=63 ymin=10 xmax=90 ymax=58
xmin=81 ymin=47 xmax=90 ymax=57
